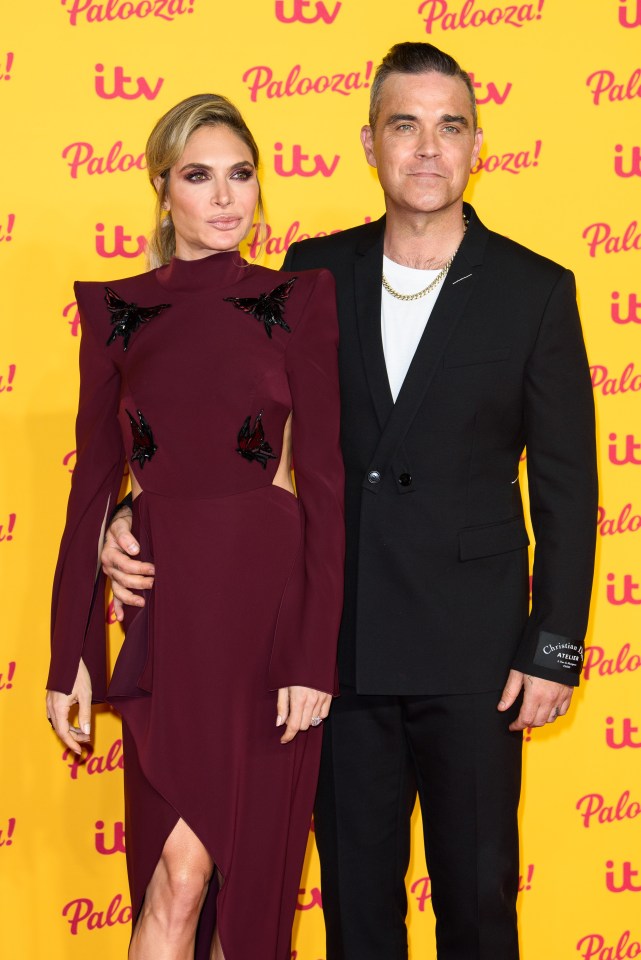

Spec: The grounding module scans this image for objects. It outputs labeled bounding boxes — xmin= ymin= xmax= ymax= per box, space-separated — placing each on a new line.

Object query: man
xmin=104 ymin=43 xmax=597 ymax=959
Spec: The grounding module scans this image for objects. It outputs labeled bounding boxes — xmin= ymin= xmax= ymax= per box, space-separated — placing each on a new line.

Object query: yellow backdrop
xmin=1 ymin=1 xmax=640 ymax=957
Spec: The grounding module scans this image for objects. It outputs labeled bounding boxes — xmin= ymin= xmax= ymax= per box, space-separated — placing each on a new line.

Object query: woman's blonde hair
xmin=146 ymin=93 xmax=265 ymax=268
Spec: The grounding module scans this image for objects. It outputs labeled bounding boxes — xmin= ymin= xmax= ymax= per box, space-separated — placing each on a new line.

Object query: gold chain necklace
xmin=382 ymin=215 xmax=468 ymax=302
xmin=382 ymin=256 xmax=454 ymax=301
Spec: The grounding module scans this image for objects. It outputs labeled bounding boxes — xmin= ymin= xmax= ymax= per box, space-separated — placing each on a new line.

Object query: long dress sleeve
xmin=47 ymin=282 xmax=126 ymax=700
xmin=268 ymin=269 xmax=345 ymax=695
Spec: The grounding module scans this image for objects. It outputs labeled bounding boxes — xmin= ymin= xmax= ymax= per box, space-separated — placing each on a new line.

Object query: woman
xmin=46 ymin=94 xmax=344 ymax=960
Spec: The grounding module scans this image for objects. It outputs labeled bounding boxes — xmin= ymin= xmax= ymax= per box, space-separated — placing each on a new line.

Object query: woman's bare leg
xmin=129 ymin=818 xmax=213 ymax=960
xmin=210 ymin=928 xmax=225 ymax=960
xmin=209 ymin=873 xmax=226 ymax=960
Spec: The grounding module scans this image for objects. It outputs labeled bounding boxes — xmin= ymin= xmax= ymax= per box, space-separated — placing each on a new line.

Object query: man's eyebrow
xmin=441 ymin=114 xmax=468 ymax=126
xmin=384 ymin=113 xmax=418 ymax=126
xmin=383 ymin=113 xmax=470 ymax=127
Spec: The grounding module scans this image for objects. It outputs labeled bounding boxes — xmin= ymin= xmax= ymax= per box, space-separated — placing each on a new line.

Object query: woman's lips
xmin=208 ymin=217 xmax=242 ymax=230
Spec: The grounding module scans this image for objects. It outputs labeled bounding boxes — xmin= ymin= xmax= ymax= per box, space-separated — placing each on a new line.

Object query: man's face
xmin=361 ymin=71 xmax=483 ymax=218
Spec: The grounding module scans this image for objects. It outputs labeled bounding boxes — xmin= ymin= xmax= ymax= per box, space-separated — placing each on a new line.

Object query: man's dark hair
xmin=369 ymin=42 xmax=477 ymax=130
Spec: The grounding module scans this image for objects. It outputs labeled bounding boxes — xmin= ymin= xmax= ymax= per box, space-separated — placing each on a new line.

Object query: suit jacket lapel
xmin=354 ymin=217 xmax=394 ymax=430
xmin=368 ymin=206 xmax=490 ymax=473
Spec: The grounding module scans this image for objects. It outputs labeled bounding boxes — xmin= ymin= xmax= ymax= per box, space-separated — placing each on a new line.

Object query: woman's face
xmin=160 ymin=124 xmax=259 ymax=260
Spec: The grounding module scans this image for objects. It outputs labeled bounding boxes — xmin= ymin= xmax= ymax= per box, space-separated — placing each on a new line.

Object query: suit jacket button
xmin=367 ymin=470 xmax=381 ymax=484
xmin=398 ymin=473 xmax=412 ymax=487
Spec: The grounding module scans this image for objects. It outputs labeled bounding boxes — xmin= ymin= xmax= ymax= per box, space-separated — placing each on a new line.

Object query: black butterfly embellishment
xmin=223 ymin=277 xmax=297 ymax=339
xmin=126 ymin=409 xmax=158 ymax=468
xmin=236 ymin=411 xmax=277 ymax=469
xmin=104 ymin=286 xmax=171 ymax=350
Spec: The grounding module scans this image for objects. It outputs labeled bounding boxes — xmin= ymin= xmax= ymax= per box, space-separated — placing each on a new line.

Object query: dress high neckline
xmin=156 ymin=250 xmax=247 ymax=291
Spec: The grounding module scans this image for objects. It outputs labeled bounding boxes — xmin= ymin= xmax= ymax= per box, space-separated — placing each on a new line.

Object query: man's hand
xmin=498 ymin=669 xmax=573 ymax=732
xmin=101 ymin=506 xmax=154 ymax=621
xmin=277 ymin=686 xmax=332 ymax=744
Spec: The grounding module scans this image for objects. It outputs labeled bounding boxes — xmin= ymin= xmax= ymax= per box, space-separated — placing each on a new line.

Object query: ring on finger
xmin=310 ymin=717 xmax=323 ymax=727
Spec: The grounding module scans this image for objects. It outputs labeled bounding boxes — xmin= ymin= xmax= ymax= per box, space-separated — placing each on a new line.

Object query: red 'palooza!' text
xmin=243 ymin=62 xmax=372 ymax=102
xmin=62 ymin=141 xmax=146 ymax=179
xmin=62 ymin=894 xmax=132 ymax=934
xmin=61 ymin=0 xmax=195 ymax=25
xmin=577 ymin=930 xmax=641 ymax=960
xmin=576 ymin=791 xmax=641 ymax=828
xmin=62 ymin=739 xmax=124 ymax=779
xmin=419 ymin=0 xmax=544 ymax=34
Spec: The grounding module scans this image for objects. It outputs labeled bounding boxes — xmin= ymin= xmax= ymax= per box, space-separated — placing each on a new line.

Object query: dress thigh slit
xmin=113 ymin=487 xmax=322 ymax=959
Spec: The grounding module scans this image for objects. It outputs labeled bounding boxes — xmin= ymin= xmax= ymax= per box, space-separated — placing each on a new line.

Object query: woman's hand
xmin=277 ymin=686 xmax=332 ymax=744
xmin=46 ymin=658 xmax=93 ymax=756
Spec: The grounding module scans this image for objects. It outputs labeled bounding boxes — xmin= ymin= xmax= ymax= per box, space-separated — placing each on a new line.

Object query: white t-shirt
xmin=381 ymin=256 xmax=444 ymax=402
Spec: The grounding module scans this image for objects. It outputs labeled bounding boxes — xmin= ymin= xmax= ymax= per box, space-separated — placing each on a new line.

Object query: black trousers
xmin=314 ymin=687 xmax=523 ymax=960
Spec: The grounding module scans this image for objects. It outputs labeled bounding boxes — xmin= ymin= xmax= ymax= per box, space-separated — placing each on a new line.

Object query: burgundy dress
xmin=47 ymin=252 xmax=345 ymax=959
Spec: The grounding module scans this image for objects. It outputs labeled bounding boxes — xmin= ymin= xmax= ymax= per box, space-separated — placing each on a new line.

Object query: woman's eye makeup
xmin=184 ymin=168 xmax=209 ymax=182
xmin=182 ymin=164 xmax=255 ymax=182
xmin=231 ymin=165 xmax=255 ymax=181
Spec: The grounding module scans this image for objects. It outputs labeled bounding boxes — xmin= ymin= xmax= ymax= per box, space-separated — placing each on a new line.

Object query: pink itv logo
xmin=605 ymin=717 xmax=641 ymax=749
xmin=608 ymin=434 xmax=641 ymax=466
xmin=606 ymin=861 xmax=641 ymax=893
xmin=94 ymin=64 xmax=163 ymax=100
xmin=95 ymin=820 xmax=126 ymax=855
xmin=619 ymin=0 xmax=641 ymax=27
xmin=606 ymin=573 xmax=641 ymax=606
xmin=611 ymin=292 xmax=641 ymax=324
xmin=275 ymin=0 xmax=341 ymax=23
xmin=614 ymin=145 xmax=641 ymax=177
xmin=273 ymin=143 xmax=340 ymax=178
xmin=96 ymin=223 xmax=146 ymax=259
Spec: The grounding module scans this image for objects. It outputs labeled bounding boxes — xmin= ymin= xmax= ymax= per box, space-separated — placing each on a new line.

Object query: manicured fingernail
xmin=82 ymin=724 xmax=91 ymax=735
xmin=276 ymin=715 xmax=284 ymax=727
xmin=498 ymin=700 xmax=506 ymax=709
xmin=127 ymin=543 xmax=139 ymax=554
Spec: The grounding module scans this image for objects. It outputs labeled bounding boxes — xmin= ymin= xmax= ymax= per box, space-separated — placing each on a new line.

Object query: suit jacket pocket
xmin=444 ymin=347 xmax=511 ymax=368
xmin=459 ymin=516 xmax=530 ymax=561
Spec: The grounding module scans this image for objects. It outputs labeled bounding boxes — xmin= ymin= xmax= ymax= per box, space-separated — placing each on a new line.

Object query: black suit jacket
xmin=283 ymin=204 xmax=598 ymax=695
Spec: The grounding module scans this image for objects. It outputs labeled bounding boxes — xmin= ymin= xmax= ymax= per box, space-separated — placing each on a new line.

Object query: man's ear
xmin=470 ymin=127 xmax=483 ymax=169
xmin=360 ymin=125 xmax=377 ymax=169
